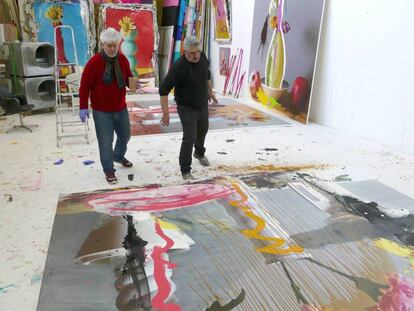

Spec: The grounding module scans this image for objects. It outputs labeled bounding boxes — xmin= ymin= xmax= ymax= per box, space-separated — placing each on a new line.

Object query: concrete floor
xmin=1 ymin=95 xmax=414 ymax=310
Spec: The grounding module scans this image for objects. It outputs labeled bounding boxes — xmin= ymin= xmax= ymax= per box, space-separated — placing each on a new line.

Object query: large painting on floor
xmin=127 ymin=97 xmax=289 ymax=136
xmin=249 ymin=0 xmax=326 ymax=124
xmin=37 ymin=171 xmax=414 ymax=310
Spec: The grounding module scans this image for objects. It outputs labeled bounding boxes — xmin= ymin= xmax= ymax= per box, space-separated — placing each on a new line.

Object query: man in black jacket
xmin=159 ymin=36 xmax=218 ymax=180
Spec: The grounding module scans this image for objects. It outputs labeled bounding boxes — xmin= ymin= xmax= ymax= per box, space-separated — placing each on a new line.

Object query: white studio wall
xmin=310 ymin=0 xmax=414 ymax=156
xmin=209 ymin=0 xmax=255 ymax=97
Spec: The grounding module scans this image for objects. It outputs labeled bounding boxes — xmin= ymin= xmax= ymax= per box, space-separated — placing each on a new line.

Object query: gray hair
xmin=184 ymin=35 xmax=201 ymax=51
xmin=100 ymin=27 xmax=122 ymax=44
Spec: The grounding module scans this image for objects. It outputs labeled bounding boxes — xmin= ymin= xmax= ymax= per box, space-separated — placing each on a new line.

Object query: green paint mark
xmin=0 ymin=284 xmax=17 ymax=294
xmin=269 ymin=97 xmax=280 ymax=108
xmin=31 ymin=274 xmax=42 ymax=285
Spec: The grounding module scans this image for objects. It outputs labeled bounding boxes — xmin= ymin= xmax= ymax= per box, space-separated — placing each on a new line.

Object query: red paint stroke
xmin=21 ymin=170 xmax=42 ymax=191
xmin=151 ymin=220 xmax=181 ymax=310
xmin=85 ymin=184 xmax=234 ymax=214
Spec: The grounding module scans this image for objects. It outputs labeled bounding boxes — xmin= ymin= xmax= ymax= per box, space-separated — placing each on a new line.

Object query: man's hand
xmin=160 ymin=112 xmax=170 ymax=127
xmin=209 ymin=93 xmax=218 ymax=104
xmin=79 ymin=109 xmax=89 ymax=123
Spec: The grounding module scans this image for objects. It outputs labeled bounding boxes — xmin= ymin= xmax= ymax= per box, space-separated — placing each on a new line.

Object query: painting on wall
xmin=37 ymin=171 xmax=414 ymax=310
xmin=219 ymin=46 xmax=230 ymax=76
xmin=101 ymin=3 xmax=158 ymax=84
xmin=211 ymin=0 xmax=231 ymax=41
xmin=249 ymin=0 xmax=326 ymax=124
xmin=127 ymin=97 xmax=288 ymax=136
xmin=21 ymin=0 xmax=95 ymax=66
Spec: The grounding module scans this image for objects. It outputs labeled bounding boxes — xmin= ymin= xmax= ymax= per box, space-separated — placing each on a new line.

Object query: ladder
xmin=54 ymin=25 xmax=89 ymax=147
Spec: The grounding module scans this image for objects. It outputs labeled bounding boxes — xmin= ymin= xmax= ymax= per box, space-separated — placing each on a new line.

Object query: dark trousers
xmin=177 ymin=104 xmax=209 ymax=173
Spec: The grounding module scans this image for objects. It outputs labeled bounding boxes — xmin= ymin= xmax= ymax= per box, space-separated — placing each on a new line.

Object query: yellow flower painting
xmin=45 ymin=5 xmax=63 ymax=23
xmin=118 ymin=16 xmax=136 ymax=37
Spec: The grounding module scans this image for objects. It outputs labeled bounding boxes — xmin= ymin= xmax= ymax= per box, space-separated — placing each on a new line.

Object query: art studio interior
xmin=1 ymin=0 xmax=413 ymax=310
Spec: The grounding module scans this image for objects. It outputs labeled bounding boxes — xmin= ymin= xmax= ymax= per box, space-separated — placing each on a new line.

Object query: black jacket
xmin=159 ymin=52 xmax=211 ymax=108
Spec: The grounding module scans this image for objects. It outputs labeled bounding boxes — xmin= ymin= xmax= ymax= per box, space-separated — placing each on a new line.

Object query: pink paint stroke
xmin=151 ymin=220 xmax=181 ymax=310
xmin=21 ymin=171 xmax=42 ymax=191
xmin=163 ymin=0 xmax=179 ymax=7
xmin=85 ymin=184 xmax=234 ymax=215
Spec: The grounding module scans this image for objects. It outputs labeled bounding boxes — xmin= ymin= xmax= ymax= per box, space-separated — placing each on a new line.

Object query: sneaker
xmin=193 ymin=153 xmax=210 ymax=166
xmin=182 ymin=172 xmax=194 ymax=180
xmin=105 ymin=172 xmax=118 ymax=184
xmin=115 ymin=158 xmax=133 ymax=168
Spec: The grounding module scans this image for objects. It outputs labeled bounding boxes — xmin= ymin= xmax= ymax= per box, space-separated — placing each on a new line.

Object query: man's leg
xmin=177 ymin=105 xmax=197 ymax=174
xmin=113 ymin=108 xmax=131 ymax=162
xmin=93 ymin=110 xmax=115 ymax=173
xmin=194 ymin=105 xmax=209 ymax=157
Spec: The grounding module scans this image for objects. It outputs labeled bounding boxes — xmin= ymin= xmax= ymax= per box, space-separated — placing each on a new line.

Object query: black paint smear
xmin=241 ymin=174 xmax=287 ymax=189
xmin=335 ymin=195 xmax=414 ymax=246
xmin=206 ymin=289 xmax=246 ymax=311
xmin=262 ymin=148 xmax=278 ymax=151
xmin=217 ymin=152 xmax=227 ymax=155
xmin=117 ymin=215 xmax=152 ymax=310
xmin=257 ymin=15 xmax=269 ymax=53
xmin=297 ymin=173 xmax=414 ymax=247
xmin=226 ymin=139 xmax=235 ymax=143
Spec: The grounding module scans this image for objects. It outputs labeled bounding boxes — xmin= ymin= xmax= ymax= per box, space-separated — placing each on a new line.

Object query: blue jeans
xmin=92 ymin=108 xmax=131 ymax=173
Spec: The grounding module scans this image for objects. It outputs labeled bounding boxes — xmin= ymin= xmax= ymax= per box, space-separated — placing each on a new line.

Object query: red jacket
xmin=79 ymin=53 xmax=133 ymax=112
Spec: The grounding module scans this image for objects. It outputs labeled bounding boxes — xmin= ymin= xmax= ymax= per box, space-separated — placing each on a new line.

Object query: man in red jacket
xmin=79 ymin=28 xmax=134 ymax=184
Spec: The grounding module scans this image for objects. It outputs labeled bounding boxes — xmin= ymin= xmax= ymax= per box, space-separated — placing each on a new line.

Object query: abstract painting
xmin=26 ymin=0 xmax=95 ymax=66
xmin=127 ymin=97 xmax=289 ymax=136
xmin=37 ymin=171 xmax=414 ymax=310
xmin=102 ymin=3 xmax=158 ymax=82
xmin=211 ymin=0 xmax=231 ymax=41
xmin=219 ymin=46 xmax=230 ymax=76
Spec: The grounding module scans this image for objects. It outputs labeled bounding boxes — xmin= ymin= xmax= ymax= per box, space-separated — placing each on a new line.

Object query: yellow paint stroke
xmin=256 ymin=87 xmax=269 ymax=106
xmin=374 ymin=238 xmax=414 ymax=269
xmin=159 ymin=219 xmax=178 ymax=230
xmin=229 ymin=182 xmax=303 ymax=255
xmin=216 ymin=164 xmax=327 ymax=174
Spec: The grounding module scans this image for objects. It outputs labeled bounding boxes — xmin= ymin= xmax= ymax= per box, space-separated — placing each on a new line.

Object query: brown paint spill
xmin=216 ymin=164 xmax=327 ymax=173
xmin=229 ymin=182 xmax=303 ymax=255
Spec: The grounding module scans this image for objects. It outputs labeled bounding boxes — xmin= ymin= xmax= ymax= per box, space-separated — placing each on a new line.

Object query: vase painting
xmin=119 ymin=16 xmax=138 ymax=76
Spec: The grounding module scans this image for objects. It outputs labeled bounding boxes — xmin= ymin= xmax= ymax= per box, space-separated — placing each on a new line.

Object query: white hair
xmin=100 ymin=27 xmax=122 ymax=44
xmin=184 ymin=35 xmax=201 ymax=51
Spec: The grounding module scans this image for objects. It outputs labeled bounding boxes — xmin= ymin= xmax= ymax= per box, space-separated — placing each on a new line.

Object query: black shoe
xmin=182 ymin=172 xmax=194 ymax=180
xmin=193 ymin=153 xmax=210 ymax=166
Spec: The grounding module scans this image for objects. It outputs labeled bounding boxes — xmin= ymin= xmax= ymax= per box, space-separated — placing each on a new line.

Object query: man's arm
xmin=79 ymin=58 xmax=95 ymax=110
xmin=160 ymin=95 xmax=170 ymax=126
xmin=207 ymin=79 xmax=218 ymax=104
xmin=159 ymin=66 xmax=176 ymax=127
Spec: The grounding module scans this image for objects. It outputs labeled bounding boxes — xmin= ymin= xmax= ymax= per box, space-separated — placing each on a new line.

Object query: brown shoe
xmin=105 ymin=172 xmax=117 ymax=184
xmin=115 ymin=158 xmax=133 ymax=168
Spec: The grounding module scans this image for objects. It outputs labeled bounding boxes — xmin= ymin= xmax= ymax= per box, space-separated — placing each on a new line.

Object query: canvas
xmin=250 ymin=0 xmax=326 ymax=124
xmin=102 ymin=4 xmax=158 ymax=81
xmin=37 ymin=171 xmax=414 ymax=310
xmin=127 ymin=97 xmax=289 ymax=136
xmin=28 ymin=0 xmax=94 ymax=66
xmin=219 ymin=47 xmax=230 ymax=76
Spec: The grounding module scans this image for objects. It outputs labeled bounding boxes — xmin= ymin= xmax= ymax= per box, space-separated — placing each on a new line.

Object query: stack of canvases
xmin=17 ymin=0 xmax=212 ymax=89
